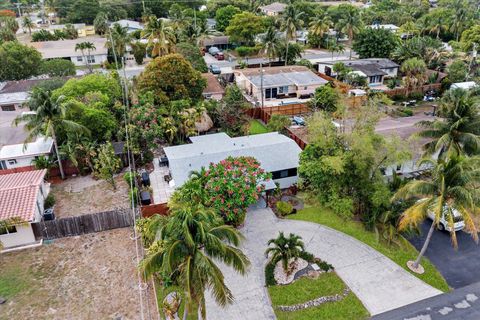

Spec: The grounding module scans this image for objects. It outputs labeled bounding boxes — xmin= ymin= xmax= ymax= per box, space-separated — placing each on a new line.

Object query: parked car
xmin=293 ymin=116 xmax=305 ymax=126
xmin=209 ymin=64 xmax=221 ymax=74
xmin=215 ymin=52 xmax=224 ymax=60
xmin=208 ymin=47 xmax=220 ymax=56
xmin=426 ymin=204 xmax=465 ymax=232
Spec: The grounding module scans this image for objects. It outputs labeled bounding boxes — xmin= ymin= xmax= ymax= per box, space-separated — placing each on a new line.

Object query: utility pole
xmin=40 ymin=0 xmax=46 ymax=24
xmin=142 ymin=0 xmax=146 ymax=13
xmin=16 ymin=2 xmax=22 ymax=17
xmin=260 ymin=62 xmax=264 ymax=108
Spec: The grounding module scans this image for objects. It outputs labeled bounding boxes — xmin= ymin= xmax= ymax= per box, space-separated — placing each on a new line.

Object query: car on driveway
xmin=215 ymin=52 xmax=225 ymax=60
xmin=209 ymin=64 xmax=221 ymax=74
xmin=208 ymin=46 xmax=220 ymax=56
xmin=427 ymin=205 xmax=465 ymax=232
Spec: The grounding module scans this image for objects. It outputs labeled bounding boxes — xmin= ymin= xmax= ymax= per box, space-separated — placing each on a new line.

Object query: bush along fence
xmin=31 ymin=208 xmax=134 ymax=240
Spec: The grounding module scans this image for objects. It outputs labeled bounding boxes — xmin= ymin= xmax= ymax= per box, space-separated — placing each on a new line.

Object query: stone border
xmin=277 ymin=288 xmax=350 ymax=312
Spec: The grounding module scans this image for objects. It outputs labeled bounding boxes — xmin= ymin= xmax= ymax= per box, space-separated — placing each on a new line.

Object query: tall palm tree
xmin=93 ymin=12 xmax=109 ymax=35
xmin=261 ymin=26 xmax=281 ymax=64
xmin=450 ymin=0 xmax=468 ymax=41
xmin=281 ymin=5 xmax=304 ymax=66
xmin=400 ymin=57 xmax=427 ymax=97
xmin=22 ymin=16 xmax=34 ymax=35
xmin=428 ymin=14 xmax=446 ymax=39
xmin=107 ymin=23 xmax=131 ymax=59
xmin=417 ymin=89 xmax=480 ymax=159
xmin=13 ymin=89 xmax=89 ymax=179
xmin=393 ymin=156 xmax=480 ymax=272
xmin=75 ymin=41 xmax=96 ymax=73
xmin=142 ymin=15 xmax=176 ymax=58
xmin=335 ymin=5 xmax=361 ymax=58
xmin=140 ymin=203 xmax=250 ymax=320
xmin=309 ymin=12 xmax=332 ymax=44
xmin=265 ymin=232 xmax=305 ymax=274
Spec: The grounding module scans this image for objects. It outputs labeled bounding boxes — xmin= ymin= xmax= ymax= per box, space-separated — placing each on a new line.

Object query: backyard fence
xmin=141 ymin=203 xmax=169 ymax=218
xmin=384 ymin=83 xmax=442 ymax=97
xmin=32 ymin=209 xmax=134 ymax=240
xmin=247 ymin=103 xmax=310 ymax=124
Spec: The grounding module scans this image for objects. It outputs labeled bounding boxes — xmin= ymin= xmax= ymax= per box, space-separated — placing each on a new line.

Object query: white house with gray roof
xmin=234 ymin=66 xmax=328 ymax=106
xmin=163 ymin=132 xmax=302 ymax=189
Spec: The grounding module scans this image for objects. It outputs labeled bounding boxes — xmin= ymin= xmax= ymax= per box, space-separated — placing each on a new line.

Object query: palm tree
xmin=107 ymin=23 xmax=131 ymax=59
xmin=22 ymin=16 xmax=34 ymax=35
xmin=13 ymin=89 xmax=89 ymax=179
xmin=335 ymin=5 xmax=361 ymax=59
xmin=75 ymin=41 xmax=96 ymax=73
xmin=142 ymin=15 xmax=176 ymax=58
xmin=94 ymin=12 xmax=109 ymax=35
xmin=450 ymin=0 xmax=468 ymax=41
xmin=140 ymin=203 xmax=250 ymax=320
xmin=326 ymin=37 xmax=345 ymax=62
xmin=281 ymin=5 xmax=304 ymax=66
xmin=261 ymin=26 xmax=281 ymax=64
xmin=309 ymin=12 xmax=332 ymax=45
xmin=393 ymin=156 xmax=480 ymax=272
xmin=417 ymin=89 xmax=480 ymax=158
xmin=400 ymin=57 xmax=427 ymax=97
xmin=265 ymin=232 xmax=305 ymax=274
xmin=428 ymin=14 xmax=446 ymax=39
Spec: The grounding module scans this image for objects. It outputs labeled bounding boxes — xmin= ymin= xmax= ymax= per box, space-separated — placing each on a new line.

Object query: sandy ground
xmin=50 ymin=174 xmax=130 ymax=218
xmin=0 ymin=228 xmax=158 ymax=320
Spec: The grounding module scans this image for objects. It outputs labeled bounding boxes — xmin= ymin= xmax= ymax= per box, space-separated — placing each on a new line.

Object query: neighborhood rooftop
xmin=0 ymin=138 xmax=54 ymax=161
xmin=164 ymin=132 xmax=302 ymax=187
xmin=237 ymin=66 xmax=328 ymax=88
xmin=30 ymin=37 xmax=108 ymax=59
xmin=260 ymin=2 xmax=288 ymax=12
xmin=202 ymin=73 xmax=225 ymax=95
xmin=0 ymin=169 xmax=46 ymax=222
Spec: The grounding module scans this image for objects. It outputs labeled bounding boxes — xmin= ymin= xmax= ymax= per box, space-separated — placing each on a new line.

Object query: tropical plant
xmin=142 ymin=15 xmax=176 ymax=58
xmin=75 ymin=41 xmax=96 ymax=73
xmin=265 ymin=232 xmax=305 ymax=274
xmin=261 ymin=26 xmax=281 ymax=64
xmin=309 ymin=12 xmax=331 ymax=41
xmin=281 ymin=5 xmax=304 ymax=66
xmin=93 ymin=142 xmax=122 ymax=190
xmin=335 ymin=5 xmax=361 ymax=45
xmin=93 ymin=12 xmax=108 ymax=35
xmin=400 ymin=58 xmax=427 ymax=97
xmin=417 ymin=89 xmax=480 ymax=159
xmin=140 ymin=203 xmax=250 ymax=319
xmin=32 ymin=155 xmax=55 ymax=172
xmin=22 ymin=16 xmax=34 ymax=34
xmin=393 ymin=156 xmax=480 ymax=271
xmin=107 ymin=23 xmax=131 ymax=58
xmin=13 ymin=89 xmax=89 ymax=179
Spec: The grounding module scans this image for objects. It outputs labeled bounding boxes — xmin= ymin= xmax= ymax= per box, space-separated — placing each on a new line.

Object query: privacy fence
xmin=246 ymin=103 xmax=310 ymax=124
xmin=32 ymin=209 xmax=134 ymax=240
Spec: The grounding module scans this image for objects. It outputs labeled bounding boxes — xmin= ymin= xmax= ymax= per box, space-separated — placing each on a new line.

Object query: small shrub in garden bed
xmin=44 ymin=194 xmax=55 ymax=209
xmin=265 ymin=256 xmax=281 ymax=286
xmin=276 ymin=201 xmax=293 ymax=216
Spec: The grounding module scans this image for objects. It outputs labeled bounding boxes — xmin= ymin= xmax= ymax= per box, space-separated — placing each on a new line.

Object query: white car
xmin=427 ymin=206 xmax=465 ymax=232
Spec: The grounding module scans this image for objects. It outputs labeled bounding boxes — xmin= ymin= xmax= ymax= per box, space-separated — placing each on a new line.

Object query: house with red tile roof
xmin=0 ymin=169 xmax=48 ymax=249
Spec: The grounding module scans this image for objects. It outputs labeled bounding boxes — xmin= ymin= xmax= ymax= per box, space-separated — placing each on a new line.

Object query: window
xmin=7 ymin=159 xmax=17 ymax=165
xmin=1 ymin=105 xmax=15 ymax=111
xmin=271 ymin=168 xmax=297 ymax=180
xmin=278 ymin=86 xmax=288 ymax=94
xmin=0 ymin=225 xmax=17 ymax=235
xmin=77 ymin=56 xmax=83 ymax=62
xmin=87 ymin=55 xmax=96 ymax=63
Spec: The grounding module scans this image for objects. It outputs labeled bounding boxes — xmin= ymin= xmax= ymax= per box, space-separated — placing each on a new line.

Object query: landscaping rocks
xmin=0 ymin=297 xmax=6 ymax=305
xmin=277 ymin=288 xmax=351 ymax=312
xmin=274 ymin=258 xmax=308 ymax=285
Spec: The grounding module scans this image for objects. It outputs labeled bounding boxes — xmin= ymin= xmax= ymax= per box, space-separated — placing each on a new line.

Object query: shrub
xmin=123 ymin=171 xmax=138 ymax=188
xmin=299 ymin=250 xmax=315 ymax=262
xmin=265 ymin=256 xmax=280 ymax=286
xmin=236 ymin=46 xmax=258 ymax=57
xmin=44 ymin=194 xmax=55 ymax=209
xmin=129 ymin=187 xmax=139 ymax=203
xmin=276 ymin=201 xmax=293 ymax=216
xmin=39 ymin=59 xmax=76 ymax=77
xmin=318 ymin=261 xmax=334 ymax=272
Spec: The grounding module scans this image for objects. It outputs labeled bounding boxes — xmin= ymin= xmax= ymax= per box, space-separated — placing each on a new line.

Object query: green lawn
xmin=248 ymin=119 xmax=269 ymax=135
xmin=288 ymin=204 xmax=450 ymax=292
xmin=268 ymin=272 xmax=369 ymax=320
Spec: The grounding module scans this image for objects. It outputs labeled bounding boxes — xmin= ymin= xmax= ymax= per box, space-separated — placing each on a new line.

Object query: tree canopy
xmin=0 ymin=41 xmax=42 ymax=81
xmin=352 ymin=28 xmax=399 ymax=59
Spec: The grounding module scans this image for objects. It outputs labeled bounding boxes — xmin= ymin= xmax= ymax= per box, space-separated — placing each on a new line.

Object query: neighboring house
xmin=234 ymin=66 xmax=328 ymax=105
xmin=0 ymin=79 xmax=44 ymax=112
xmin=202 ymin=73 xmax=225 ymax=100
xmin=259 ymin=2 xmax=287 ymax=16
xmin=368 ymin=24 xmax=400 ymax=33
xmin=0 ymin=138 xmax=54 ymax=170
xmin=30 ymin=37 xmax=108 ymax=66
xmin=317 ymin=58 xmax=399 ymax=86
xmin=164 ymin=132 xmax=302 ymax=189
xmin=451 ymin=81 xmax=477 ymax=91
xmin=112 ymin=19 xmax=144 ymax=33
xmin=206 ymin=18 xmax=216 ymax=30
xmin=0 ymin=169 xmax=49 ymax=249
xmin=48 ymin=23 xmax=95 ymax=37
xmin=202 ymin=36 xmax=230 ymax=51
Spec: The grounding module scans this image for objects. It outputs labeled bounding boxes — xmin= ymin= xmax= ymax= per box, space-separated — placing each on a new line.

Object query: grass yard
xmin=288 ymin=203 xmax=450 ymax=292
xmin=248 ymin=119 xmax=269 ymax=135
xmin=268 ymin=272 xmax=369 ymax=320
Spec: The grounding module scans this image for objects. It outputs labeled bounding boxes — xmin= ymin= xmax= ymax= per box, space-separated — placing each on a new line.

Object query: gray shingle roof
xmin=164 ymin=132 xmax=301 ymax=187
xmin=260 ymin=2 xmax=287 ymax=12
xmin=248 ymin=71 xmax=327 ymax=88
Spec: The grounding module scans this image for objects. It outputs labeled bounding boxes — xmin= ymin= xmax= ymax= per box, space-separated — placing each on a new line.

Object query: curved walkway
xmin=205 ymin=207 xmax=442 ymax=319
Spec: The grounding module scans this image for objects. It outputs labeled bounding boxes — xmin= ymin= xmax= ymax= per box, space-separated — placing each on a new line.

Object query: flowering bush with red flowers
xmin=204 ymin=156 xmax=271 ymax=226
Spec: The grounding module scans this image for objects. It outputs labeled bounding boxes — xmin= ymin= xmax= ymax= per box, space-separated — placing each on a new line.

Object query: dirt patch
xmin=51 ymin=175 xmax=130 ymax=218
xmin=0 ymin=228 xmax=158 ymax=320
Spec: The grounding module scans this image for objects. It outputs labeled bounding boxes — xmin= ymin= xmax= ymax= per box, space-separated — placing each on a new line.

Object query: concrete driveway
xmin=408 ymin=221 xmax=480 ymax=289
xmin=205 ymin=206 xmax=441 ymax=319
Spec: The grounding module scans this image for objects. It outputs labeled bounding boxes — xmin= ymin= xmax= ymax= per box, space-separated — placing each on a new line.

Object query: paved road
xmin=205 ymin=205 xmax=441 ymax=319
xmin=408 ymin=221 xmax=480 ymax=289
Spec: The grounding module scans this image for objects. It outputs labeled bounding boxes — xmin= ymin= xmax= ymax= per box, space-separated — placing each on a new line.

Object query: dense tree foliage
xmin=39 ymin=59 xmax=76 ymax=77
xmin=308 ymin=85 xmax=341 ymax=113
xmin=215 ymin=5 xmax=241 ymax=32
xmin=352 ymin=28 xmax=399 ymax=59
xmin=226 ymin=12 xmax=265 ymax=46
xmin=0 ymin=41 xmax=42 ymax=81
xmin=176 ymin=42 xmax=208 ymax=73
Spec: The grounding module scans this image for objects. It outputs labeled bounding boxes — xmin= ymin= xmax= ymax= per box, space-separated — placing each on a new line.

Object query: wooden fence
xmin=384 ymin=83 xmax=442 ymax=97
xmin=247 ymin=103 xmax=310 ymax=124
xmin=285 ymin=127 xmax=308 ymax=150
xmin=31 ymin=209 xmax=134 ymax=240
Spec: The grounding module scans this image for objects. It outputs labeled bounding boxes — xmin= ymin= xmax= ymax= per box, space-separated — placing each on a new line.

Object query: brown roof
xmin=0 ymin=77 xmax=78 ymax=94
xmin=202 ymin=36 xmax=229 ymax=46
xmin=0 ymin=169 xmax=46 ymax=222
xmin=202 ymin=73 xmax=225 ymax=95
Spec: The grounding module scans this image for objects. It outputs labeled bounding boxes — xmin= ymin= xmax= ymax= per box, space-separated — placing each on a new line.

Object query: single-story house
xmin=30 ymin=37 xmax=108 ymax=66
xmin=164 ymin=132 xmax=302 ymax=189
xmin=0 ymin=137 xmax=54 ymax=170
xmin=202 ymin=36 xmax=230 ymax=51
xmin=317 ymin=58 xmax=399 ymax=86
xmin=368 ymin=24 xmax=400 ymax=33
xmin=234 ymin=66 xmax=328 ymax=104
xmin=48 ymin=23 xmax=95 ymax=37
xmin=202 ymin=73 xmax=225 ymax=100
xmin=260 ymin=2 xmax=287 ymax=16
xmin=0 ymin=169 xmax=49 ymax=249
xmin=0 ymin=79 xmax=45 ymax=111
xmin=451 ymin=81 xmax=477 ymax=91
xmin=112 ymin=19 xmax=144 ymax=33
